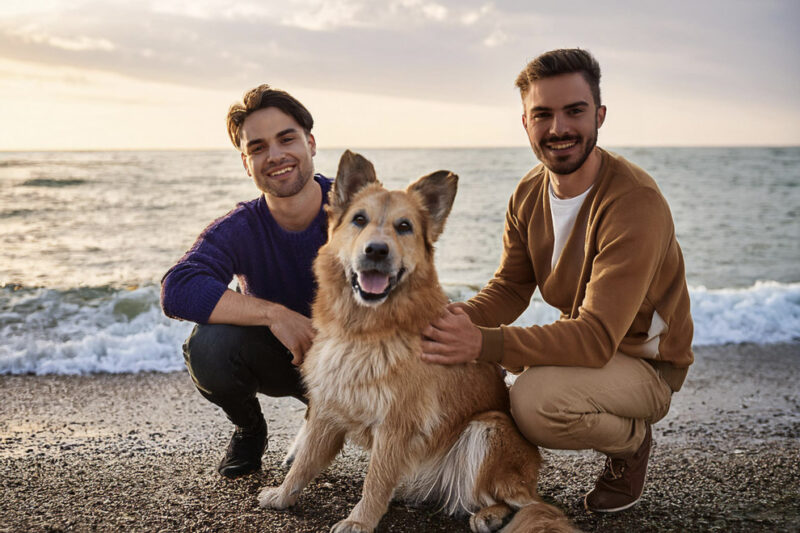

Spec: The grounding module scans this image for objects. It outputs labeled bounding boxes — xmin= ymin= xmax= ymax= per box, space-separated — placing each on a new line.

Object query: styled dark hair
xmin=226 ymin=84 xmax=314 ymax=150
xmin=515 ymin=49 xmax=602 ymax=106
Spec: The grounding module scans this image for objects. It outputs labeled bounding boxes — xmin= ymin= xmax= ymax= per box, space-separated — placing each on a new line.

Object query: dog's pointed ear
xmin=331 ymin=150 xmax=379 ymax=211
xmin=407 ymin=170 xmax=458 ymax=242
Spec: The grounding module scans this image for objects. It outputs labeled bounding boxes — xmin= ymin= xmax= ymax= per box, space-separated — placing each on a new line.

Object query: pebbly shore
xmin=2 ymin=343 xmax=799 ymax=532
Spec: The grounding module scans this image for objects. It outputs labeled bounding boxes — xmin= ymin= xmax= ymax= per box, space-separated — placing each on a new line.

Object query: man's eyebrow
xmin=531 ymin=101 xmax=589 ymax=112
xmin=564 ymin=101 xmax=590 ymax=109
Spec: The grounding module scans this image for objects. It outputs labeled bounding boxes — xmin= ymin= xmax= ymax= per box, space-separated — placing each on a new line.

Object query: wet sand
xmin=2 ymin=343 xmax=799 ymax=532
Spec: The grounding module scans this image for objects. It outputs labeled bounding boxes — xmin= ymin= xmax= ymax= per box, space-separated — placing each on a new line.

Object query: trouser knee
xmin=183 ymin=323 xmax=251 ymax=398
xmin=509 ymin=368 xmax=583 ymax=449
xmin=508 ymin=357 xmax=668 ymax=455
xmin=183 ymin=323 xmax=306 ymax=401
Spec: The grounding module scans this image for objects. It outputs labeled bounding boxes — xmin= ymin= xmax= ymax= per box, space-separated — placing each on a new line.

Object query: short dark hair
xmin=515 ymin=49 xmax=602 ymax=106
xmin=226 ymin=84 xmax=314 ymax=150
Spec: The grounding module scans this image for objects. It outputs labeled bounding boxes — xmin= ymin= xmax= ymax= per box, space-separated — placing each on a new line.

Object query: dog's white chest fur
xmin=303 ymin=332 xmax=438 ymax=437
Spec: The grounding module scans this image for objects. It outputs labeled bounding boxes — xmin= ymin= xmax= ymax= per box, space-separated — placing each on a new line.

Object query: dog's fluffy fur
xmin=258 ymin=151 xmax=573 ymax=533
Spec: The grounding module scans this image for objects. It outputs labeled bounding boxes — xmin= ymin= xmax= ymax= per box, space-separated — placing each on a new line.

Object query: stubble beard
xmin=534 ymin=118 xmax=599 ymax=176
xmin=259 ymin=166 xmax=313 ymax=198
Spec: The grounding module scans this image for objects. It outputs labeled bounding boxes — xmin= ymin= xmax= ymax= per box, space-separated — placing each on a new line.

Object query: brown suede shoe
xmin=584 ymin=423 xmax=652 ymax=513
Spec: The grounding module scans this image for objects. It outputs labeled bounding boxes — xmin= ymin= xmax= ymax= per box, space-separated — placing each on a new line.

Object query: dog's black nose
xmin=364 ymin=242 xmax=389 ymax=261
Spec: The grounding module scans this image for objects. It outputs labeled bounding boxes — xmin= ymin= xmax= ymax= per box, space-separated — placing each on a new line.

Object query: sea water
xmin=1 ymin=147 xmax=798 ymax=374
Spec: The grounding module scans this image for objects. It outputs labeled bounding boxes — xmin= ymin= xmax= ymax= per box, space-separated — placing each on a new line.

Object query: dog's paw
xmin=330 ymin=519 xmax=372 ymax=533
xmin=257 ymin=486 xmax=294 ymax=510
xmin=470 ymin=503 xmax=513 ymax=533
xmin=469 ymin=513 xmax=503 ymax=533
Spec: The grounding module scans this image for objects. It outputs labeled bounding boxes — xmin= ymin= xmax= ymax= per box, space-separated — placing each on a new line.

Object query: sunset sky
xmin=1 ymin=0 xmax=798 ymax=150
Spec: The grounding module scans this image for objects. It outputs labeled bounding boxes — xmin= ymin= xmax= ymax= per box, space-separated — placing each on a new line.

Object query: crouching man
xmin=161 ymin=85 xmax=331 ymax=478
xmin=421 ymin=48 xmax=693 ymax=513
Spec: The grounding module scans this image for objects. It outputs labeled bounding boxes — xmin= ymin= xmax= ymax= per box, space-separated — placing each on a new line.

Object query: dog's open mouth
xmin=350 ymin=268 xmax=405 ymax=303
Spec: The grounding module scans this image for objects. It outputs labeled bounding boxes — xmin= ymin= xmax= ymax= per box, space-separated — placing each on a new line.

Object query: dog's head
xmin=323 ymin=150 xmax=457 ymax=307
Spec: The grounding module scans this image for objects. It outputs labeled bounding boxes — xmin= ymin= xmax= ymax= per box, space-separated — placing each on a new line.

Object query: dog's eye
xmin=352 ymin=213 xmax=368 ymax=227
xmin=395 ymin=219 xmax=413 ymax=234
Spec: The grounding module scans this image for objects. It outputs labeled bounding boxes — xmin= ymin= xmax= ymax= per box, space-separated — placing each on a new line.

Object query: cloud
xmin=280 ymin=0 xmax=366 ymax=31
xmin=0 ymin=0 xmax=517 ymax=104
xmin=420 ymin=2 xmax=448 ymax=21
xmin=390 ymin=0 xmax=447 ymax=21
xmin=146 ymin=0 xmax=274 ymax=20
xmin=0 ymin=0 xmax=797 ymax=115
xmin=9 ymin=24 xmax=115 ymax=51
xmin=1 ymin=1 xmax=799 ymax=148
xmin=142 ymin=0 xmax=453 ymax=31
xmin=461 ymin=3 xmax=493 ymax=26
xmin=482 ymin=28 xmax=506 ymax=48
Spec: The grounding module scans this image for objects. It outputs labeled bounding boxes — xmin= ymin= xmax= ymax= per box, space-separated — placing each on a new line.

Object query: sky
xmin=0 ymin=0 xmax=799 ymax=150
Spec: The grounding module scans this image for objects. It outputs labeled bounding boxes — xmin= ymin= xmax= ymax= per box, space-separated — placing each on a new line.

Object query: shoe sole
xmin=583 ymin=493 xmax=642 ymax=513
xmin=583 ymin=459 xmax=648 ymax=514
xmin=219 ymin=461 xmax=263 ymax=479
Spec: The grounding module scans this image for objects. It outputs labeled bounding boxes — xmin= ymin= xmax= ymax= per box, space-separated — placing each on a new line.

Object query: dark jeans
xmin=183 ymin=324 xmax=307 ymax=429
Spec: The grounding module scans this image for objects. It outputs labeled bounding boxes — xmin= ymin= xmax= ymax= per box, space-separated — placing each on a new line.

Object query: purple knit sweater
xmin=161 ymin=175 xmax=333 ymax=324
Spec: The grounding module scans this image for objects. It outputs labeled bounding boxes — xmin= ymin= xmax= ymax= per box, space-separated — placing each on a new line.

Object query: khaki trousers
xmin=509 ymin=352 xmax=673 ymax=457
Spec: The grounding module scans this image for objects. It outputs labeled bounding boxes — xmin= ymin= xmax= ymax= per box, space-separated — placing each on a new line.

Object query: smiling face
xmin=239 ymin=107 xmax=317 ymax=198
xmin=522 ymin=72 xmax=606 ymax=176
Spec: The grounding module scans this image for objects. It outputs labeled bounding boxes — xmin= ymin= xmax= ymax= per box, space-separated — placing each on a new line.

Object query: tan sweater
xmin=465 ymin=149 xmax=693 ymax=391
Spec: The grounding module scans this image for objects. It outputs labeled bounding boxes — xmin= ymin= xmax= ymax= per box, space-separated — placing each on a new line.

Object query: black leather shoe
xmin=218 ymin=417 xmax=267 ymax=478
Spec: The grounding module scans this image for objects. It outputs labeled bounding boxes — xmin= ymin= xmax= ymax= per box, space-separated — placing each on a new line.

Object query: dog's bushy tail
xmin=501 ymin=500 xmax=576 ymax=533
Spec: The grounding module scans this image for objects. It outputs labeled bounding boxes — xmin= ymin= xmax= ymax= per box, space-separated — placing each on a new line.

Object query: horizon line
xmin=2 ymin=143 xmax=800 ymax=153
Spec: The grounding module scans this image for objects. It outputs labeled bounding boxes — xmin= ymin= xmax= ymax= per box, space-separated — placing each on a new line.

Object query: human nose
xmin=267 ymin=143 xmax=284 ymax=163
xmin=549 ymin=112 xmax=568 ymax=137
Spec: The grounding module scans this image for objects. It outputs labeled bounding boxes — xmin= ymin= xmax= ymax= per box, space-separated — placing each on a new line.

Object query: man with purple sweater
xmin=161 ymin=85 xmax=332 ymax=478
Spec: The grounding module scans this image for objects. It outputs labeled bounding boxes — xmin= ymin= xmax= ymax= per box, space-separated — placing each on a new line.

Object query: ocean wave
xmin=0 ymin=285 xmax=192 ymax=375
xmin=19 ymin=178 xmax=87 ymax=187
xmin=0 ymin=208 xmax=36 ymax=218
xmin=1 ymin=281 xmax=798 ymax=375
xmin=688 ymin=281 xmax=800 ymax=345
xmin=449 ymin=281 xmax=800 ymax=346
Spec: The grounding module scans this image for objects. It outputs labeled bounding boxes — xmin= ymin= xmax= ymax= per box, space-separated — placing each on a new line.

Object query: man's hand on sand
xmin=421 ymin=303 xmax=481 ymax=365
xmin=269 ymin=306 xmax=315 ymax=366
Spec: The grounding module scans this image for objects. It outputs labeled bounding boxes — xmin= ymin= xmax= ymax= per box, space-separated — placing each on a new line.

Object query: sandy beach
xmin=2 ymin=342 xmax=798 ymax=532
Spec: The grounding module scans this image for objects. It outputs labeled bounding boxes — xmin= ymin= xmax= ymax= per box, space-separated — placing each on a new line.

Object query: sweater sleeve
xmin=461 ymin=193 xmax=537 ymax=328
xmin=480 ymin=187 xmax=672 ymax=369
xmin=160 ymin=219 xmax=239 ymax=324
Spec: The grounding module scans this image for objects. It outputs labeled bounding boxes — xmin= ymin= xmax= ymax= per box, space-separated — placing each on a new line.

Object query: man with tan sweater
xmin=421 ymin=48 xmax=693 ymax=513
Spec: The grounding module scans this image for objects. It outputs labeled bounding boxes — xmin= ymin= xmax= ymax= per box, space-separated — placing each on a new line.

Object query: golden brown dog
xmin=258 ymin=151 xmax=573 ymax=532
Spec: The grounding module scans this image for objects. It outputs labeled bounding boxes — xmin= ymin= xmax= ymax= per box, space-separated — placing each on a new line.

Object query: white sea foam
xmin=0 ymin=285 xmax=193 ymax=375
xmin=0 ymin=281 xmax=798 ymax=375
xmin=446 ymin=281 xmax=800 ymax=346
xmin=688 ymin=281 xmax=800 ymax=346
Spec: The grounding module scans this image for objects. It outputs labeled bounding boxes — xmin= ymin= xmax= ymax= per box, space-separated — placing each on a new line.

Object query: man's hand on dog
xmin=421 ymin=303 xmax=482 ymax=365
xmin=208 ymin=290 xmax=314 ymax=366
xmin=269 ymin=306 xmax=315 ymax=366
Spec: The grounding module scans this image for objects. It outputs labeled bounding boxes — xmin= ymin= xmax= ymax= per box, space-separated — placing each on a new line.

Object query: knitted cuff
xmin=476 ymin=326 xmax=503 ymax=364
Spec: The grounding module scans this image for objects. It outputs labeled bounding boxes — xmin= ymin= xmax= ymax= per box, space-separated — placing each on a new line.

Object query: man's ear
xmin=241 ymin=151 xmax=250 ymax=176
xmin=307 ymin=132 xmax=317 ymax=157
xmin=597 ymin=105 xmax=607 ymax=128
xmin=407 ymin=170 xmax=458 ymax=242
xmin=331 ymin=150 xmax=379 ymax=211
xmin=522 ymin=113 xmax=528 ymax=130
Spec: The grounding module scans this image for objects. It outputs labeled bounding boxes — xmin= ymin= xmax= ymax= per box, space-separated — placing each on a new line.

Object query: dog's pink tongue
xmin=358 ymin=271 xmax=390 ymax=294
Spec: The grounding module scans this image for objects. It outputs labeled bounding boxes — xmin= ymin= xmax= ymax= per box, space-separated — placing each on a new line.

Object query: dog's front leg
xmin=258 ymin=415 xmax=345 ymax=510
xmin=331 ymin=429 xmax=415 ymax=533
